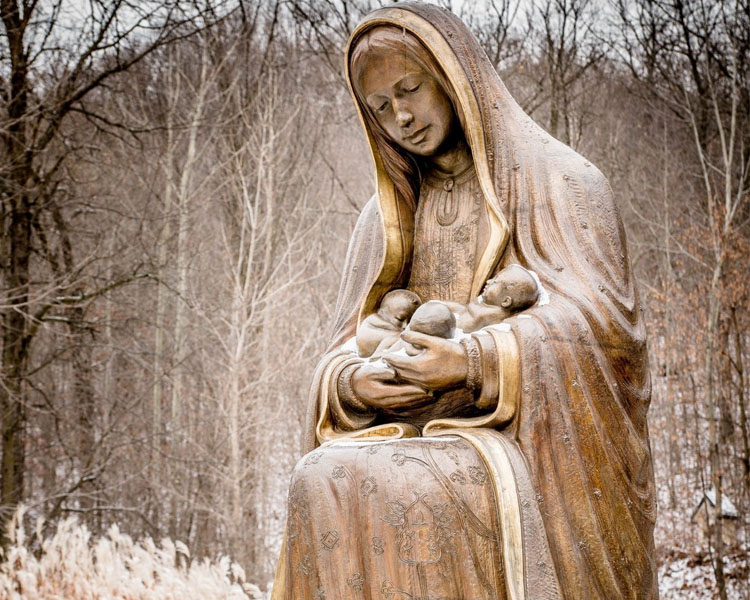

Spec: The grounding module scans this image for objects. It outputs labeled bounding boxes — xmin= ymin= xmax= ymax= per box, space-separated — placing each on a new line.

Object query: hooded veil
xmin=276 ymin=4 xmax=657 ymax=600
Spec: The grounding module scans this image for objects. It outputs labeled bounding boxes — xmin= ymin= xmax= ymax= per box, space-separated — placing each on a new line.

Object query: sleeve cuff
xmin=459 ymin=336 xmax=482 ymax=395
xmin=329 ymin=361 xmax=376 ymax=431
xmin=472 ymin=330 xmax=502 ymax=410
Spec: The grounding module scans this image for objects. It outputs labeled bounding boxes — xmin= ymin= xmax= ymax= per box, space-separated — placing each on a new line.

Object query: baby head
xmin=379 ymin=289 xmax=422 ymax=325
xmin=482 ymin=265 xmax=539 ymax=311
xmin=407 ymin=301 xmax=456 ymax=338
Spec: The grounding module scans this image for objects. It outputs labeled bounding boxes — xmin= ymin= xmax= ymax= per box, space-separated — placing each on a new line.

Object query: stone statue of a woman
xmin=272 ymin=4 xmax=657 ymax=599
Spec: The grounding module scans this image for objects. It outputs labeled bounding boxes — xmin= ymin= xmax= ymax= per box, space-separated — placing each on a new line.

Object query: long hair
xmin=349 ymin=26 xmax=466 ymax=210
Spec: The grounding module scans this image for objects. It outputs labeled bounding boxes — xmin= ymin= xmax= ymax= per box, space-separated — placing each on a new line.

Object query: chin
xmin=410 ymin=141 xmax=440 ymax=157
xmin=411 ymin=148 xmax=435 ymax=157
xmin=421 ymin=135 xmax=450 ymax=158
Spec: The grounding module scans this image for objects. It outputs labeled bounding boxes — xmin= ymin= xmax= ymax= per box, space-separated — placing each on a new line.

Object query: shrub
xmin=0 ymin=508 xmax=263 ymax=600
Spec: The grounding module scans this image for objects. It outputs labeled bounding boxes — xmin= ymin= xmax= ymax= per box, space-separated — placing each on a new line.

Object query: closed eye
xmin=406 ymin=83 xmax=421 ymax=93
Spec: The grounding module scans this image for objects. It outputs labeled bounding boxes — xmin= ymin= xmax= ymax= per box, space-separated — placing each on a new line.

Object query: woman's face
xmin=359 ymin=53 xmax=457 ymax=157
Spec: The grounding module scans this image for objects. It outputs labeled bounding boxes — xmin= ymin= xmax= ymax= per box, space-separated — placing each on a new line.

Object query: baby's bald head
xmin=379 ymin=289 xmax=422 ymax=323
xmin=482 ymin=265 xmax=539 ymax=311
xmin=407 ymin=301 xmax=456 ymax=338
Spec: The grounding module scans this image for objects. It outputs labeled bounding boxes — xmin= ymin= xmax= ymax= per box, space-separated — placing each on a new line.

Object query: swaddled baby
xmin=356 ymin=264 xmax=539 ymax=358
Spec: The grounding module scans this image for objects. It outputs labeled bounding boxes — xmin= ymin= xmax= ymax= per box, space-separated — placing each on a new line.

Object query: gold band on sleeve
xmin=459 ymin=336 xmax=483 ymax=395
xmin=328 ymin=359 xmax=377 ymax=432
xmin=474 ymin=331 xmax=500 ymax=410
xmin=336 ymin=363 xmax=372 ymax=414
xmin=483 ymin=326 xmax=520 ymax=425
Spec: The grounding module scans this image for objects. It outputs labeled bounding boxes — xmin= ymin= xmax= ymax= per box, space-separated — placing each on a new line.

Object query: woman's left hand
xmin=383 ymin=330 xmax=468 ymax=392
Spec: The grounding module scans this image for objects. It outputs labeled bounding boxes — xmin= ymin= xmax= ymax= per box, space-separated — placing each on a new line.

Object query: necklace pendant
xmin=435 ymin=185 xmax=459 ymax=226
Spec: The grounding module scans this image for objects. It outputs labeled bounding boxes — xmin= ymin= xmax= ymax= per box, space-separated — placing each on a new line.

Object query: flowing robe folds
xmin=273 ymin=4 xmax=657 ymax=599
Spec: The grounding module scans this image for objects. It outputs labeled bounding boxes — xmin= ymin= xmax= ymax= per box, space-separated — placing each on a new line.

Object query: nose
xmin=394 ymin=101 xmax=414 ymax=128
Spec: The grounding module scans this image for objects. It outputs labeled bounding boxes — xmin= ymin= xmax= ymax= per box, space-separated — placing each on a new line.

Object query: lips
xmin=405 ymin=125 xmax=429 ymax=144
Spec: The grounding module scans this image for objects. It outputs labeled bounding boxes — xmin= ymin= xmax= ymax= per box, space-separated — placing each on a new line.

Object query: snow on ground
xmin=659 ymin=548 xmax=749 ymax=599
xmin=3 ymin=505 xmax=748 ymax=599
xmin=0 ymin=508 xmax=263 ymax=600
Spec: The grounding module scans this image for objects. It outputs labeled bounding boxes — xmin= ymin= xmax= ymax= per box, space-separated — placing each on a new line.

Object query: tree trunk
xmin=70 ymin=305 xmax=98 ymax=517
xmin=705 ymin=261 xmax=727 ymax=600
xmin=731 ymin=308 xmax=750 ymax=499
xmin=1 ymin=0 xmax=32 ymax=547
xmin=662 ymin=119 xmax=680 ymax=508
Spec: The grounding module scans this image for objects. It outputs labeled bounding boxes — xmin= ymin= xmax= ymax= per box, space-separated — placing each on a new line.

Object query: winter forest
xmin=1 ymin=0 xmax=749 ymax=598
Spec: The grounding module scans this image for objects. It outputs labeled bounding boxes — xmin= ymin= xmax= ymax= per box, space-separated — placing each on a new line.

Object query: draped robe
xmin=272 ymin=4 xmax=657 ymax=599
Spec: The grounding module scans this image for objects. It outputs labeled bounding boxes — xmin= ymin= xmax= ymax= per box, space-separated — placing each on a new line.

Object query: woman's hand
xmin=383 ymin=331 xmax=468 ymax=391
xmin=351 ymin=363 xmax=434 ymax=411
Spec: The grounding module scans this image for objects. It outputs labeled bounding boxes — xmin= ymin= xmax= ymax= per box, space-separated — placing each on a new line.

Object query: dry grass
xmin=0 ymin=508 xmax=263 ymax=600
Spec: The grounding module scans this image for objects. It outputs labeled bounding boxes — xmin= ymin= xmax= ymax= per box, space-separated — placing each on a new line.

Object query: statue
xmin=272 ymin=4 xmax=657 ymax=599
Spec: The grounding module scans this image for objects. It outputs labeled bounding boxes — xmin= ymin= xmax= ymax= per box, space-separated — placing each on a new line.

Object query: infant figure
xmin=356 ymin=289 xmax=421 ymax=358
xmin=444 ymin=263 xmax=540 ymax=333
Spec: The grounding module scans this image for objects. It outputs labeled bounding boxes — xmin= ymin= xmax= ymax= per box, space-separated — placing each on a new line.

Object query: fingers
xmin=359 ymin=363 xmax=396 ymax=381
xmin=369 ymin=389 xmax=433 ymax=410
xmin=369 ymin=366 xmax=397 ymax=381
xmin=382 ymin=352 xmax=410 ymax=371
xmin=393 ymin=383 xmax=429 ymax=397
xmin=354 ymin=363 xmax=435 ymax=412
xmin=400 ymin=330 xmax=437 ymax=348
xmin=369 ymin=381 xmax=425 ymax=400
xmin=387 ymin=394 xmax=434 ymax=410
xmin=405 ymin=343 xmax=421 ymax=357
xmin=382 ymin=356 xmax=424 ymax=385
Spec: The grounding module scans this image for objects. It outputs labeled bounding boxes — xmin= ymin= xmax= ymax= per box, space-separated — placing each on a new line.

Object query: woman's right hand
xmin=351 ymin=363 xmax=434 ymax=411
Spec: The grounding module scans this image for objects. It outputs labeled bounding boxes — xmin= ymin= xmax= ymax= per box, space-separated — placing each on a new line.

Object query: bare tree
xmin=0 ymin=0 xmax=229 ymax=544
xmin=616 ymin=0 xmax=750 ymax=595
